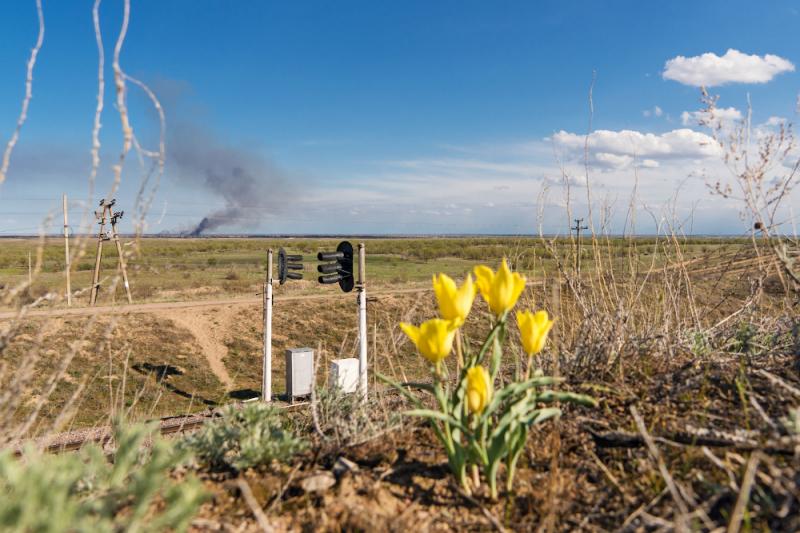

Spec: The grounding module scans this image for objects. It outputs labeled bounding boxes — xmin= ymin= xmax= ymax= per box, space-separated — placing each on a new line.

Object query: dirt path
xmin=158 ymin=306 xmax=237 ymax=390
xmin=0 ymin=287 xmax=433 ymax=321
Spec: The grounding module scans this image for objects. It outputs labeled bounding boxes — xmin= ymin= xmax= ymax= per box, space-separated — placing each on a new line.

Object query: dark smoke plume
xmin=168 ymin=125 xmax=295 ymax=235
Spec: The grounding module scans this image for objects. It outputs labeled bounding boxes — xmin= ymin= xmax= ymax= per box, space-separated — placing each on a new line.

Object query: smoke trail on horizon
xmin=168 ymin=125 xmax=295 ymax=235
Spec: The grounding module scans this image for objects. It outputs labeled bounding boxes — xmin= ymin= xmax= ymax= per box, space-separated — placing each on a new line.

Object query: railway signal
xmin=278 ymin=248 xmax=303 ymax=284
xmin=318 ymin=241 xmax=367 ymax=399
xmin=317 ymin=241 xmax=354 ymax=292
xmin=263 ymin=241 xmax=369 ymax=404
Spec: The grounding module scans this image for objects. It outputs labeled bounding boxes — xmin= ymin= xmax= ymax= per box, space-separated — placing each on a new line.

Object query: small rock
xmin=332 ymin=456 xmax=359 ymax=478
xmin=300 ymin=471 xmax=336 ymax=493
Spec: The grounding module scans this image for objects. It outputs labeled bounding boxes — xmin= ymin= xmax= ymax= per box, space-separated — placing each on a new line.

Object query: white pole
xmin=263 ymin=249 xmax=273 ymax=402
xmin=357 ymin=243 xmax=367 ymax=400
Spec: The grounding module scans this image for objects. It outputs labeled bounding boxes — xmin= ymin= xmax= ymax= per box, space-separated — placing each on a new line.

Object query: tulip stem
xmin=473 ymin=320 xmax=504 ymax=368
xmin=459 ymin=466 xmax=471 ymax=495
xmin=455 ymin=329 xmax=464 ymax=373
xmin=488 ymin=461 xmax=500 ymax=500
xmin=506 ymin=448 xmax=523 ymax=491
xmin=471 ymin=464 xmax=480 ymax=490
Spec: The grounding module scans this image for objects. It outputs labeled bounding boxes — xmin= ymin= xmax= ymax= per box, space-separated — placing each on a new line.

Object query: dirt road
xmin=0 ymin=286 xmax=433 ymax=321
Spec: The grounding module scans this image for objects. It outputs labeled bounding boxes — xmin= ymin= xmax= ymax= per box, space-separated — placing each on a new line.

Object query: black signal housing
xmin=278 ymin=248 xmax=303 ymax=285
xmin=317 ymin=241 xmax=354 ymax=292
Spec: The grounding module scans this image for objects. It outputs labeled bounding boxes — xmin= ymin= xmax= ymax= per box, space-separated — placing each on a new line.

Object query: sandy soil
xmin=159 ymin=306 xmax=239 ymax=390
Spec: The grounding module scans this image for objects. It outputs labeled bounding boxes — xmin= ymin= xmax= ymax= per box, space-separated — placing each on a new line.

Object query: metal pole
xmin=263 ymin=249 xmax=273 ymax=402
xmin=571 ymin=218 xmax=587 ymax=276
xmin=357 ymin=242 xmax=367 ymax=400
xmin=110 ymin=217 xmax=133 ymax=304
xmin=63 ymin=194 xmax=72 ymax=306
xmin=90 ymin=204 xmax=107 ymax=306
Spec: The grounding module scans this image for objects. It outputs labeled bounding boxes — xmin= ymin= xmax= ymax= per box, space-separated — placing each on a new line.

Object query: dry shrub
xmin=309 ymin=384 xmax=402 ymax=452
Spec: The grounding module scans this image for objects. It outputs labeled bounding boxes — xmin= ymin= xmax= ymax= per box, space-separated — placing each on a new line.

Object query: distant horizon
xmin=0 ymin=232 xmax=759 ymax=240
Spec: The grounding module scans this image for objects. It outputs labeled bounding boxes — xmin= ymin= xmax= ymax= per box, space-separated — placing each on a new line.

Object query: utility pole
xmin=90 ymin=199 xmax=133 ymax=305
xmin=262 ymin=249 xmax=273 ymax=403
xmin=63 ymin=194 xmax=71 ymax=306
xmin=357 ymin=242 xmax=368 ymax=400
xmin=109 ymin=208 xmax=132 ymax=304
xmin=571 ymin=218 xmax=588 ymax=275
xmin=89 ymin=200 xmax=109 ymax=305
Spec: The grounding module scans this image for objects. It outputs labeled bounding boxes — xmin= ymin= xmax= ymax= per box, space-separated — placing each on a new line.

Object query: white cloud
xmin=663 ymin=49 xmax=795 ymax=86
xmin=762 ymin=116 xmax=787 ymax=127
xmin=595 ymin=152 xmax=634 ymax=169
xmin=643 ymin=106 xmax=663 ymax=118
xmin=551 ymin=128 xmax=719 ymax=169
xmin=681 ymin=106 xmax=742 ymax=127
xmin=642 ymin=105 xmax=663 ymax=118
xmin=753 ymin=116 xmax=789 ymax=143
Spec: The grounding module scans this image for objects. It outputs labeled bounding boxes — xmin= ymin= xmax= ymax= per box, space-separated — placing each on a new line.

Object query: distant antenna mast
xmin=571 ymin=218 xmax=588 ymax=275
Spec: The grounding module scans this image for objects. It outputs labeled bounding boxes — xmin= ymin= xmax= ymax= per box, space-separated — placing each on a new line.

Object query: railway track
xmin=13 ymin=399 xmax=310 ymax=455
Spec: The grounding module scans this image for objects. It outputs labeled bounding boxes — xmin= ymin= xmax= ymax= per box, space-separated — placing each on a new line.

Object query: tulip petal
xmin=473 ymin=265 xmax=494 ymax=296
xmin=460 ymin=274 xmax=477 ymax=297
xmin=465 ymin=365 xmax=492 ymax=414
xmin=514 ymin=274 xmax=527 ymax=298
xmin=467 ymin=389 xmax=481 ymax=414
xmin=399 ymin=322 xmax=421 ymax=345
xmin=433 ymin=273 xmax=463 ymax=323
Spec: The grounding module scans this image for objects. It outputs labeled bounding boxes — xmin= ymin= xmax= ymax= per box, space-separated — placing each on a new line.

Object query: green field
xmin=0 ymin=236 xmax=750 ymax=307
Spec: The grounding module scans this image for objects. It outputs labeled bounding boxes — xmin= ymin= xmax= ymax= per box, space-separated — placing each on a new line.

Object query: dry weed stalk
xmin=0 ymin=0 xmax=168 ymax=447
xmin=701 ymin=88 xmax=800 ymax=293
xmin=0 ymin=0 xmax=44 ymax=186
xmin=537 ymin=81 xmax=798 ymax=385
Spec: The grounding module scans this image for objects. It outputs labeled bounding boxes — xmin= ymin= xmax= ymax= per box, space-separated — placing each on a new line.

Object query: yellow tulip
xmin=516 ymin=310 xmax=554 ymax=356
xmin=432 ymin=273 xmax=476 ymax=326
xmin=466 ymin=366 xmax=492 ymax=414
xmin=473 ymin=259 xmax=527 ymax=317
xmin=400 ymin=318 xmax=458 ymax=365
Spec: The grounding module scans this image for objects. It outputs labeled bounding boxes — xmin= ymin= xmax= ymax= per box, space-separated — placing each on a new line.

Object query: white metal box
xmin=285 ymin=347 xmax=314 ymax=400
xmin=329 ymin=358 xmax=359 ymax=394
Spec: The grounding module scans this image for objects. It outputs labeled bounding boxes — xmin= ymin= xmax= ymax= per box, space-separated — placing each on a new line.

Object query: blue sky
xmin=0 ymin=0 xmax=798 ymax=235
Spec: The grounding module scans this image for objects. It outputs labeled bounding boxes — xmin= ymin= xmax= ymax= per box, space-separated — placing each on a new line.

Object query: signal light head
xmin=318 ymin=273 xmax=344 ymax=284
xmin=278 ymin=248 xmax=304 ymax=285
xmin=316 ymin=241 xmax=354 ymax=292
xmin=317 ymin=251 xmax=344 ymax=261
xmin=317 ymin=262 xmax=341 ymax=274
